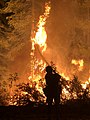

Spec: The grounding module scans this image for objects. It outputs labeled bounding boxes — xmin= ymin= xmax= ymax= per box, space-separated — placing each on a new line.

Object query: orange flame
xmin=71 ymin=59 xmax=84 ymax=71
xmin=81 ymin=81 xmax=89 ymax=89
xmin=28 ymin=2 xmax=51 ymax=98
xmin=32 ymin=2 xmax=51 ymax=52
xmin=61 ymin=73 xmax=70 ymax=80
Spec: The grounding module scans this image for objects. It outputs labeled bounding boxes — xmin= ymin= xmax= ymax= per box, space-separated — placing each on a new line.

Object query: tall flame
xmin=32 ymin=2 xmax=51 ymax=52
xmin=28 ymin=2 xmax=51 ymax=97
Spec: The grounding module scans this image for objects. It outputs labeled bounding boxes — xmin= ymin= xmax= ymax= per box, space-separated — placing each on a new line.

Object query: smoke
xmin=45 ymin=0 xmax=90 ymax=81
xmin=0 ymin=0 xmax=89 ymax=82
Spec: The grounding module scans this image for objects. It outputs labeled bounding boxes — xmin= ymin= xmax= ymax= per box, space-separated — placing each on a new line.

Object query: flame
xmin=32 ymin=2 xmax=51 ymax=52
xmin=28 ymin=2 xmax=51 ymax=102
xmin=61 ymin=73 xmax=70 ymax=80
xmin=8 ymin=1 xmax=90 ymax=106
xmin=81 ymin=81 xmax=89 ymax=89
xmin=71 ymin=59 xmax=84 ymax=71
xmin=81 ymin=75 xmax=90 ymax=90
xmin=62 ymin=88 xmax=71 ymax=100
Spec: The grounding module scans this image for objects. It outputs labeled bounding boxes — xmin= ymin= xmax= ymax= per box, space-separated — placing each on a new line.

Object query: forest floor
xmin=0 ymin=102 xmax=90 ymax=120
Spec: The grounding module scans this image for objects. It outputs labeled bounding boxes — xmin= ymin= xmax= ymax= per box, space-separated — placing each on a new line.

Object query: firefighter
xmin=44 ymin=65 xmax=61 ymax=120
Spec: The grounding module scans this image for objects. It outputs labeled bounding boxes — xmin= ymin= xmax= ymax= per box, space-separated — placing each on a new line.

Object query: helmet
xmin=46 ymin=66 xmax=53 ymax=73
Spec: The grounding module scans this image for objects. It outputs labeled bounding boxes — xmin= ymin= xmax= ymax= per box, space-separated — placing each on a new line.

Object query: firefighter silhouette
xmin=44 ymin=65 xmax=61 ymax=120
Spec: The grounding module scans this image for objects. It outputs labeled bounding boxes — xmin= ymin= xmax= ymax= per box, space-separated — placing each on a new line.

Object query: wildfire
xmin=61 ymin=73 xmax=70 ymax=80
xmin=89 ymin=77 xmax=90 ymax=82
xmin=62 ymin=88 xmax=71 ymax=100
xmin=28 ymin=1 xmax=51 ymax=100
xmin=71 ymin=59 xmax=84 ymax=71
xmin=7 ymin=1 xmax=90 ymax=106
xmin=81 ymin=77 xmax=90 ymax=89
xmin=32 ymin=2 xmax=51 ymax=52
xmin=81 ymin=81 xmax=89 ymax=89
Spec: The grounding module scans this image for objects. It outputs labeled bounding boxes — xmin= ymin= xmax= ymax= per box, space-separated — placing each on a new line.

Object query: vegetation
xmin=1 ymin=73 xmax=88 ymax=106
xmin=0 ymin=0 xmax=90 ymax=106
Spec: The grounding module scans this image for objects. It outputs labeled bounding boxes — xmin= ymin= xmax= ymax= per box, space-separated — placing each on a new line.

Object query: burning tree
xmin=27 ymin=1 xmax=51 ymax=101
xmin=0 ymin=0 xmax=90 ymax=106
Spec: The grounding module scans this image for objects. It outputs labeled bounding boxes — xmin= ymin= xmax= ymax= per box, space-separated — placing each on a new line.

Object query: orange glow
xmin=28 ymin=2 xmax=51 ymax=101
xmin=61 ymin=73 xmax=70 ymax=80
xmin=88 ymin=77 xmax=90 ymax=82
xmin=31 ymin=2 xmax=51 ymax=52
xmin=81 ymin=76 xmax=90 ymax=89
xmin=7 ymin=1 xmax=90 ymax=106
xmin=81 ymin=81 xmax=89 ymax=89
xmin=71 ymin=59 xmax=84 ymax=71
xmin=62 ymin=88 xmax=71 ymax=100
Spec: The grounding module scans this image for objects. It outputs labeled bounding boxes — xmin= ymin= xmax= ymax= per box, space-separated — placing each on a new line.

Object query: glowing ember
xmin=71 ymin=59 xmax=84 ymax=71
